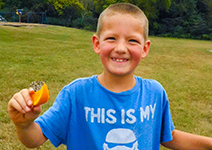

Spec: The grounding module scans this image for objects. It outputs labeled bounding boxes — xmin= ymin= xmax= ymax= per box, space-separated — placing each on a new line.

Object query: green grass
xmin=0 ymin=25 xmax=212 ymax=150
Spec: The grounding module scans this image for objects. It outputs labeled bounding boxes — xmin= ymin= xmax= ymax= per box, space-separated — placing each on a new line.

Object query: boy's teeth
xmin=113 ymin=58 xmax=125 ymax=62
xmin=116 ymin=59 xmax=123 ymax=62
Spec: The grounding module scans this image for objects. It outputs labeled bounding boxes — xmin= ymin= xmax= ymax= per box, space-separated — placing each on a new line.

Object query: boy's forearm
xmin=162 ymin=129 xmax=212 ymax=150
xmin=16 ymin=122 xmax=47 ymax=148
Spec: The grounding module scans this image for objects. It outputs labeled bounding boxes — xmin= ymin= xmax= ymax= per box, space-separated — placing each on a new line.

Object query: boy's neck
xmin=97 ymin=72 xmax=136 ymax=93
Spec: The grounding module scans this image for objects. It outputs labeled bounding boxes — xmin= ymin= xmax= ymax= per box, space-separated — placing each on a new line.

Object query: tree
xmin=126 ymin=0 xmax=171 ymax=20
xmin=92 ymin=0 xmax=172 ymax=35
xmin=1 ymin=0 xmax=211 ymax=39
xmin=197 ymin=0 xmax=212 ymax=31
xmin=79 ymin=0 xmax=94 ymax=11
xmin=0 ymin=0 xmax=4 ymax=10
xmin=92 ymin=0 xmax=171 ymax=20
xmin=46 ymin=0 xmax=84 ymax=15
xmin=1 ymin=0 xmax=44 ymax=11
xmin=156 ymin=0 xmax=204 ymax=37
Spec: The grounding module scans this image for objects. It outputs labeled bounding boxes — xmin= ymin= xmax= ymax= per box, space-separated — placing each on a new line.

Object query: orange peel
xmin=30 ymin=82 xmax=49 ymax=106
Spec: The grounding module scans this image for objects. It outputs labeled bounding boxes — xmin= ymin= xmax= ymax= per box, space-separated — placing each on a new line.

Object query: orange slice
xmin=30 ymin=81 xmax=49 ymax=106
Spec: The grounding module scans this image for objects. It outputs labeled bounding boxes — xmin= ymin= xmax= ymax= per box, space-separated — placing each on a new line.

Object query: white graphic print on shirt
xmin=84 ymin=103 xmax=156 ymax=124
xmin=103 ymin=128 xmax=139 ymax=150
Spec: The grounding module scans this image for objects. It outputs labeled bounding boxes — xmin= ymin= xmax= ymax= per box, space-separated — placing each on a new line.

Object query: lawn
xmin=0 ymin=24 xmax=212 ymax=149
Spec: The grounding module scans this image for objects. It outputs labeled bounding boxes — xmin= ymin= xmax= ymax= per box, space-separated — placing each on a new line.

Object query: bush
xmin=48 ymin=17 xmax=72 ymax=26
xmin=202 ymin=34 xmax=212 ymax=40
xmin=72 ymin=14 xmax=97 ymax=31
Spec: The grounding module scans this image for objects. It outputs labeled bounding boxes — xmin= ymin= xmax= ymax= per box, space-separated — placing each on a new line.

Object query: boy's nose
xmin=114 ymin=42 xmax=127 ymax=53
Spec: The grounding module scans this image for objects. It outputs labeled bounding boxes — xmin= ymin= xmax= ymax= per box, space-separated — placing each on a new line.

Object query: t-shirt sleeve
xmin=160 ymin=90 xmax=175 ymax=143
xmin=35 ymin=86 xmax=71 ymax=147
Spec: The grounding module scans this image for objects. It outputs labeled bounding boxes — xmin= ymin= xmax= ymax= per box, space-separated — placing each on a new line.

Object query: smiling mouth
xmin=112 ymin=58 xmax=129 ymax=62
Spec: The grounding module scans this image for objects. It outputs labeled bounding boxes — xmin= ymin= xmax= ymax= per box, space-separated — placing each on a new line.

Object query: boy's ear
xmin=92 ymin=35 xmax=100 ymax=54
xmin=141 ymin=40 xmax=150 ymax=59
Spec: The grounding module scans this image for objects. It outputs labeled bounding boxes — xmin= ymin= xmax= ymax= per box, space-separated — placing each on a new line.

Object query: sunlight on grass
xmin=0 ymin=25 xmax=211 ymax=149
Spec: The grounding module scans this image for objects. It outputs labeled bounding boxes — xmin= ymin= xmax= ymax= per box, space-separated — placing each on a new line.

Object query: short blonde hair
xmin=96 ymin=3 xmax=149 ymax=41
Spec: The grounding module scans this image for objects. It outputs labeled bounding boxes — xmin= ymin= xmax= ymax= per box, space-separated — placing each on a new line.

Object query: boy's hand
xmin=8 ymin=88 xmax=41 ymax=128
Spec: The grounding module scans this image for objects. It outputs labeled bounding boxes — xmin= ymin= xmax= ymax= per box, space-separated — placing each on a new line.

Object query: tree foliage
xmin=92 ymin=0 xmax=171 ymax=20
xmin=0 ymin=0 xmax=4 ymax=10
xmin=154 ymin=0 xmax=212 ymax=39
xmin=0 ymin=0 xmax=211 ymax=40
xmin=46 ymin=0 xmax=84 ymax=15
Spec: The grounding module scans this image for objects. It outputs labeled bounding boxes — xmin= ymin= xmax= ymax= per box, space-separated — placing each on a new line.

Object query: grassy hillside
xmin=0 ymin=25 xmax=212 ymax=149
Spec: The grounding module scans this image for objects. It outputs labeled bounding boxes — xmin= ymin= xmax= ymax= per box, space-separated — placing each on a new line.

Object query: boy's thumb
xmin=29 ymin=87 xmax=35 ymax=95
xmin=32 ymin=105 xmax=42 ymax=114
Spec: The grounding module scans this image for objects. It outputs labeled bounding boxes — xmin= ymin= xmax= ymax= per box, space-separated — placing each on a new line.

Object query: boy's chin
xmin=109 ymin=71 xmax=134 ymax=77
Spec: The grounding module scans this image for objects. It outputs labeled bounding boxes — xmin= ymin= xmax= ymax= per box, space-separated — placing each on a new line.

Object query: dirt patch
xmin=0 ymin=22 xmax=49 ymax=27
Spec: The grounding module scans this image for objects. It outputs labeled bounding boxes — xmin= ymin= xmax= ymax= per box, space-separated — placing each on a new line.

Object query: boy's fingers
xmin=28 ymin=88 xmax=34 ymax=107
xmin=21 ymin=89 xmax=34 ymax=108
xmin=8 ymin=98 xmax=25 ymax=114
xmin=20 ymin=89 xmax=31 ymax=102
xmin=13 ymin=90 xmax=31 ymax=113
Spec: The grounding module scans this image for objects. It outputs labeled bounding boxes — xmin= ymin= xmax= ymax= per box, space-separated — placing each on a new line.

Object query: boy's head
xmin=93 ymin=2 xmax=151 ymax=79
xmin=96 ymin=3 xmax=149 ymax=41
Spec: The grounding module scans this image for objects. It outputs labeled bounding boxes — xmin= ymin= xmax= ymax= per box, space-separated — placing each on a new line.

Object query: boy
xmin=8 ymin=3 xmax=212 ymax=150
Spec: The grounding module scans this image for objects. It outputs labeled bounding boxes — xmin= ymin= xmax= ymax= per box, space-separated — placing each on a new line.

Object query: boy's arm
xmin=8 ymin=89 xmax=47 ymax=148
xmin=16 ymin=122 xmax=47 ymax=148
xmin=161 ymin=129 xmax=212 ymax=150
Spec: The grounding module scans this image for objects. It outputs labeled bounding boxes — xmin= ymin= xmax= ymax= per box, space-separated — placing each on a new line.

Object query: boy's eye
xmin=129 ymin=39 xmax=139 ymax=43
xmin=106 ymin=37 xmax=116 ymax=40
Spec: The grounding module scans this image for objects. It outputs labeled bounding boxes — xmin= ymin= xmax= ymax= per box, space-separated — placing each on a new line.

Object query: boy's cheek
xmin=99 ymin=45 xmax=113 ymax=55
xmin=130 ymin=50 xmax=143 ymax=60
xmin=100 ymin=54 xmax=109 ymax=64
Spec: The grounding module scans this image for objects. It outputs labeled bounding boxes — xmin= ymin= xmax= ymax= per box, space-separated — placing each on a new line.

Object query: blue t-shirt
xmin=35 ymin=75 xmax=174 ymax=150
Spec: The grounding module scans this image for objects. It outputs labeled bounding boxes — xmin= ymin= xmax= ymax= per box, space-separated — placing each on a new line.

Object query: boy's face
xmin=93 ymin=14 xmax=150 ymax=77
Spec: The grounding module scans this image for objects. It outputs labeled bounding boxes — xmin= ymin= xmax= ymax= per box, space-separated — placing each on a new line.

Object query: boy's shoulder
xmin=135 ymin=76 xmax=165 ymax=92
xmin=135 ymin=76 xmax=163 ymax=86
xmin=64 ymin=75 xmax=98 ymax=89
xmin=70 ymin=75 xmax=97 ymax=84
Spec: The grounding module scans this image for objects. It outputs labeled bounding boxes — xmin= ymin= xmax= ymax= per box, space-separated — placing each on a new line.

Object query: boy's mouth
xmin=112 ymin=58 xmax=129 ymax=62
